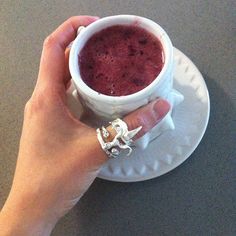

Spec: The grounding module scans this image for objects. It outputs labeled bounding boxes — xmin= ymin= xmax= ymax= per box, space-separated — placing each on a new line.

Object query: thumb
xmin=123 ymin=99 xmax=170 ymax=140
xmin=105 ymin=98 xmax=170 ymax=142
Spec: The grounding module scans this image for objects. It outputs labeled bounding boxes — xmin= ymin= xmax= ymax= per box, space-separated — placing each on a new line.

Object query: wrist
xmin=0 ymin=194 xmax=57 ymax=236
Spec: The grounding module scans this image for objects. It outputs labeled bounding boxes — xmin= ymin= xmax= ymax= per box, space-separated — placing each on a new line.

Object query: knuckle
xmin=65 ymin=16 xmax=81 ymax=26
xmin=43 ymin=34 xmax=57 ymax=48
xmin=24 ymin=100 xmax=31 ymax=115
xmin=66 ymin=16 xmax=76 ymax=23
xmin=24 ymin=99 xmax=41 ymax=118
xmin=135 ymin=116 xmax=149 ymax=133
xmin=33 ymin=90 xmax=47 ymax=109
xmin=135 ymin=115 xmax=145 ymax=127
xmin=25 ymin=91 xmax=47 ymax=115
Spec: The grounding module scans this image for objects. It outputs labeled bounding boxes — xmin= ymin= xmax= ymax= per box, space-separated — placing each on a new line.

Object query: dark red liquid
xmin=79 ymin=25 xmax=164 ymax=96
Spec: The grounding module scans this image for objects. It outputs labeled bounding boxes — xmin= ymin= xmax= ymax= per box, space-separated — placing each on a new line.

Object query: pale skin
xmin=0 ymin=16 xmax=170 ymax=236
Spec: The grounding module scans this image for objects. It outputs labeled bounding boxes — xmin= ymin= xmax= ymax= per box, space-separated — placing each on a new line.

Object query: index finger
xmin=37 ymin=16 xmax=99 ymax=90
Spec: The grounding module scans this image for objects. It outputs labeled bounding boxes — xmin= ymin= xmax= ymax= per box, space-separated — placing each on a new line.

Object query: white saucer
xmin=67 ymin=48 xmax=210 ymax=182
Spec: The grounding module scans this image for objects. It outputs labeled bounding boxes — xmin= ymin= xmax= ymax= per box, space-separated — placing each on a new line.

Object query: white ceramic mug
xmin=69 ymin=15 xmax=184 ymax=149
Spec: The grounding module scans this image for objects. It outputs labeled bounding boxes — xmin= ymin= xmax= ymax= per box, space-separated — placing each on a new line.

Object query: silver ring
xmin=96 ymin=118 xmax=142 ymax=158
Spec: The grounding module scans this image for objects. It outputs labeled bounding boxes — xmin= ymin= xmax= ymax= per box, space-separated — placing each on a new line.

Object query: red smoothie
xmin=79 ymin=25 xmax=164 ymax=96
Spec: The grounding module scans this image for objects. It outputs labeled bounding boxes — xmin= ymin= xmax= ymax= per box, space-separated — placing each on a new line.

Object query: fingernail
xmin=153 ymin=99 xmax=170 ymax=119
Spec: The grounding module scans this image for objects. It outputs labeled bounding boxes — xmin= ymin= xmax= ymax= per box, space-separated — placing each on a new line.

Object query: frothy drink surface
xmin=79 ymin=25 xmax=164 ymax=96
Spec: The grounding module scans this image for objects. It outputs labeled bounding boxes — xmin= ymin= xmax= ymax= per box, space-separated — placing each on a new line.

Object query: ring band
xmin=96 ymin=118 xmax=142 ymax=158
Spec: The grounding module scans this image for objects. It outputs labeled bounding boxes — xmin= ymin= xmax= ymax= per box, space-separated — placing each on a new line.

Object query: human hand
xmin=0 ymin=16 xmax=170 ymax=236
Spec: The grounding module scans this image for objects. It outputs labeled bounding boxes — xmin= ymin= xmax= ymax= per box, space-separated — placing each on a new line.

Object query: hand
xmin=0 ymin=16 xmax=170 ymax=236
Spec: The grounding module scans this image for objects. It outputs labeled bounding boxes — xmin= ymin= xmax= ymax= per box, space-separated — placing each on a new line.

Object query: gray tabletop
xmin=0 ymin=1 xmax=235 ymax=235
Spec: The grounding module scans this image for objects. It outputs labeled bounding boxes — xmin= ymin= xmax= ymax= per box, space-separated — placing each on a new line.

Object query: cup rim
xmin=69 ymin=15 xmax=173 ymax=104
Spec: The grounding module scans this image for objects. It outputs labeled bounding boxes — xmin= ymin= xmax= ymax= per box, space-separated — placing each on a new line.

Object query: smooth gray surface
xmin=0 ymin=0 xmax=235 ymax=235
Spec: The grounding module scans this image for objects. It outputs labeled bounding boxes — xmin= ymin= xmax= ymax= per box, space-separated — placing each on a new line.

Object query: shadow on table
xmin=52 ymin=76 xmax=236 ymax=236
